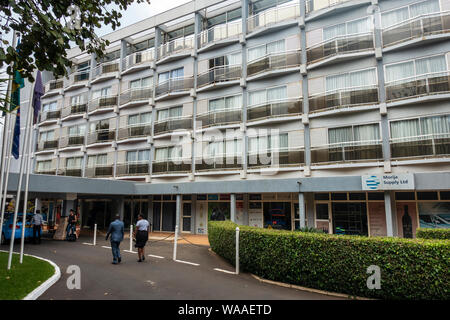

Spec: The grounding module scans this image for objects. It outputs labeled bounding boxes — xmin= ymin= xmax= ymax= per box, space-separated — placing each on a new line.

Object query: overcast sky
xmin=98 ymin=0 xmax=192 ymax=36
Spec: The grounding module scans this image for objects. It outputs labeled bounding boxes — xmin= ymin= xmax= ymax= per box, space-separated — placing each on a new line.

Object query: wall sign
xmin=362 ymin=174 xmax=415 ymax=191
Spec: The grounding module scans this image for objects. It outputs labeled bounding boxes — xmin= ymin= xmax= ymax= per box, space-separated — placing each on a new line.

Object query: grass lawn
xmin=0 ymin=251 xmax=55 ymax=300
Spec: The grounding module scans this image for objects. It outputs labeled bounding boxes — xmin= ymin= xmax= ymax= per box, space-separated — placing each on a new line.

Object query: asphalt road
xmin=1 ymin=236 xmax=344 ymax=300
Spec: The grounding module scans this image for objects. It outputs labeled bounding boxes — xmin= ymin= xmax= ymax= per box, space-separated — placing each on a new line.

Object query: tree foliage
xmin=0 ymin=0 xmax=150 ymax=83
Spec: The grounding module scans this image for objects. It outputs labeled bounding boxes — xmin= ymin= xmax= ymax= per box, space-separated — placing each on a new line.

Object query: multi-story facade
xmin=33 ymin=0 xmax=450 ymax=236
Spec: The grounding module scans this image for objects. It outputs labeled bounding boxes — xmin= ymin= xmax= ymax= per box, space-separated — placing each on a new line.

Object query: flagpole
xmin=19 ymin=78 xmax=36 ymax=263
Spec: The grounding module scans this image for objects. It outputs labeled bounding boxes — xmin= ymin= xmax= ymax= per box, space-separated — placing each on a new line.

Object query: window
xmin=381 ymin=0 xmax=440 ymax=28
xmin=71 ymin=95 xmax=85 ymax=106
xmin=127 ymin=150 xmax=150 ymax=162
xmin=323 ymin=17 xmax=371 ymax=41
xmin=248 ymin=133 xmax=288 ymax=153
xmin=390 ymin=115 xmax=450 ymax=139
xmin=155 ymin=146 xmax=182 ymax=161
xmin=99 ymin=50 xmax=120 ymax=64
xmin=326 ymin=68 xmax=377 ymax=92
xmin=130 ymin=77 xmax=152 ymax=89
xmin=88 ymin=154 xmax=107 ymax=167
xmin=37 ymin=160 xmax=52 ymax=171
xmin=40 ymin=130 xmax=55 ymax=142
xmin=42 ymin=101 xmax=57 ymax=113
xmin=248 ymin=39 xmax=285 ymax=62
xmin=249 ymin=86 xmax=287 ymax=106
xmin=66 ymin=157 xmax=82 ymax=169
xmin=128 ymin=112 xmax=151 ymax=126
xmin=157 ymin=106 xmax=183 ymax=121
xmin=207 ymin=139 xmax=242 ymax=157
xmin=158 ymin=68 xmax=184 ymax=84
xmin=68 ymin=125 xmax=85 ymax=137
xmin=385 ymin=55 xmax=447 ymax=83
xmin=92 ymin=87 xmax=111 ymax=99
xmin=127 ymin=38 xmax=155 ymax=55
xmin=166 ymin=24 xmax=194 ymax=42
xmin=208 ymin=95 xmax=242 ymax=112
xmin=328 ymin=124 xmax=380 ymax=144
xmin=206 ymin=7 xmax=242 ymax=28
xmin=209 ymin=52 xmax=241 ymax=69
xmin=90 ymin=119 xmax=110 ymax=133
xmin=250 ymin=0 xmax=292 ymax=15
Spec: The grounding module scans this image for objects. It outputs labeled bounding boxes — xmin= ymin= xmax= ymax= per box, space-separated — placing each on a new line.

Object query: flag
xmin=11 ymin=40 xmax=25 ymax=160
xmin=32 ymin=71 xmax=44 ymax=124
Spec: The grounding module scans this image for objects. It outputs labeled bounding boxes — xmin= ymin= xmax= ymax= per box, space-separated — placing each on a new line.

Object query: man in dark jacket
xmin=106 ymin=214 xmax=124 ymax=264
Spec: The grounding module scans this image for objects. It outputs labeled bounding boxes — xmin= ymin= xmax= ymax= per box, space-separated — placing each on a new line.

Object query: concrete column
xmin=384 ymin=191 xmax=394 ymax=237
xmin=243 ymin=193 xmax=249 ymax=225
xmin=147 ymin=195 xmax=153 ymax=226
xmin=117 ymin=197 xmax=124 ymax=221
xmin=298 ymin=193 xmax=306 ymax=228
xmin=305 ymin=192 xmax=315 ymax=228
xmin=230 ymin=193 xmax=236 ymax=223
xmin=241 ymin=0 xmax=249 ymax=175
xmin=176 ymin=194 xmax=182 ymax=235
xmin=62 ymin=199 xmax=75 ymax=217
xmin=191 ymin=195 xmax=197 ymax=234
xmin=120 ymin=39 xmax=128 ymax=73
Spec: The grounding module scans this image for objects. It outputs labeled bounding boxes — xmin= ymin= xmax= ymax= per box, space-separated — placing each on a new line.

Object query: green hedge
xmin=417 ymin=228 xmax=450 ymax=240
xmin=208 ymin=221 xmax=450 ymax=300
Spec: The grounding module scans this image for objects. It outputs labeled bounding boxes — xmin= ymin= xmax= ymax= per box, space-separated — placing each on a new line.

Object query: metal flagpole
xmin=19 ymin=80 xmax=36 ymax=263
xmin=0 ymin=115 xmax=14 ymax=244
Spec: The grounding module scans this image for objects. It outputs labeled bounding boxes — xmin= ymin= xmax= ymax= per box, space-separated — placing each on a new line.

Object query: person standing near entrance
xmin=31 ymin=210 xmax=44 ymax=244
xmin=134 ymin=214 xmax=149 ymax=262
xmin=66 ymin=209 xmax=77 ymax=240
xmin=106 ymin=214 xmax=124 ymax=265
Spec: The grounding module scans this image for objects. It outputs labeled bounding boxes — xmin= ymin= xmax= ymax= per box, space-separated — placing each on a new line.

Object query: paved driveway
xmin=1 ymin=236 xmax=344 ymax=300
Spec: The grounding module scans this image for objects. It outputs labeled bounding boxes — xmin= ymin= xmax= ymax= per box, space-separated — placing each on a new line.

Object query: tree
xmin=0 ymin=0 xmax=151 ymax=86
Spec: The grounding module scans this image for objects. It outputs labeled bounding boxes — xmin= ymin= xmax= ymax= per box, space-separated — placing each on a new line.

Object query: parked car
xmin=1 ymin=213 xmax=34 ymax=244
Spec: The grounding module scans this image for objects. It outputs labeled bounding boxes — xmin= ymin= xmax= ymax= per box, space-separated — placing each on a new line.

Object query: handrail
xmin=383 ymin=10 xmax=450 ymax=31
xmin=385 ymin=70 xmax=450 ymax=86
xmin=154 ymin=114 xmax=192 ymax=124
xmin=306 ymin=0 xmax=350 ymax=13
xmin=247 ymin=49 xmax=301 ymax=64
xmin=198 ymin=20 xmax=242 ymax=47
xmin=312 ymin=139 xmax=382 ymax=150
xmin=248 ymin=97 xmax=301 ymax=109
xmin=158 ymin=34 xmax=195 ymax=59
xmin=248 ymin=146 xmax=304 ymax=156
xmin=390 ymin=133 xmax=450 ymax=143
xmin=247 ymin=3 xmax=300 ymax=32
xmin=197 ymin=107 xmax=241 ymax=117
xmin=307 ymin=32 xmax=374 ymax=50
xmin=123 ymin=48 xmax=155 ymax=70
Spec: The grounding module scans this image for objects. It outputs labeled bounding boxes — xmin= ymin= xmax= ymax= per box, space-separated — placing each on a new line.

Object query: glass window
xmin=385 ymin=55 xmax=446 ymax=83
xmin=417 ymin=192 xmax=439 ymax=200
xmin=418 ymin=202 xmax=450 ymax=229
xmin=249 ymin=85 xmax=287 ymax=106
xmin=316 ymin=203 xmax=329 ymax=220
xmin=323 ymin=17 xmax=370 ymax=41
xmin=381 ymin=0 xmax=440 ymax=28
xmin=248 ymin=39 xmax=285 ymax=61
xmin=326 ymin=68 xmax=377 ymax=91
xmin=329 ymin=124 xmax=380 ymax=144
xmin=127 ymin=150 xmax=150 ymax=162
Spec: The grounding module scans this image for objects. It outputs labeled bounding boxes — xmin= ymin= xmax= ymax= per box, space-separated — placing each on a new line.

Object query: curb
xmin=0 ymin=250 xmax=61 ymax=300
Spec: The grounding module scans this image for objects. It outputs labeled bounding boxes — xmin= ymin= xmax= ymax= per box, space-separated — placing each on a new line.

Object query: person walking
xmin=66 ymin=209 xmax=77 ymax=240
xmin=31 ymin=210 xmax=44 ymax=244
xmin=134 ymin=214 xmax=149 ymax=262
xmin=105 ymin=214 xmax=124 ymax=265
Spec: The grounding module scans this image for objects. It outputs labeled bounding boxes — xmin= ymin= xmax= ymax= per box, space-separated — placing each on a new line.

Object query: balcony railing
xmin=88 ymin=95 xmax=118 ymax=113
xmin=93 ymin=60 xmax=119 ymax=79
xmin=154 ymin=116 xmax=192 ymax=135
xmin=158 ymin=35 xmax=194 ymax=61
xmin=61 ymin=103 xmax=87 ymax=118
xmin=59 ymin=167 xmax=83 ymax=177
xmin=40 ymin=109 xmax=61 ymax=122
xmin=152 ymin=159 xmax=191 ymax=174
xmin=385 ymin=71 xmax=450 ymax=102
xmin=60 ymin=135 xmax=85 ymax=148
xmin=67 ymin=70 xmax=90 ymax=87
xmin=35 ymin=168 xmax=57 ymax=175
xmin=155 ymin=76 xmax=194 ymax=97
xmin=247 ymin=98 xmax=302 ymax=122
xmin=44 ymin=80 xmax=64 ymax=93
xmin=390 ymin=133 xmax=450 ymax=159
xmin=119 ymin=87 xmax=152 ymax=106
xmin=196 ymin=155 xmax=243 ymax=171
xmin=311 ymin=140 xmax=383 ymax=164
xmin=85 ymin=165 xmax=113 ymax=178
xmin=197 ymin=20 xmax=242 ymax=49
xmin=122 ymin=48 xmax=155 ymax=71
xmin=247 ymin=3 xmax=300 ymax=33
xmin=196 ymin=108 xmax=242 ymax=128
xmin=87 ymin=129 xmax=116 ymax=145
xmin=36 ymin=140 xmax=59 ymax=152
xmin=118 ymin=124 xmax=152 ymax=140
xmin=197 ymin=65 xmax=241 ymax=88
xmin=309 ymin=85 xmax=379 ymax=113
xmin=306 ymin=0 xmax=351 ymax=13
xmin=248 ymin=147 xmax=305 ymax=168
xmin=247 ymin=50 xmax=301 ymax=78
xmin=382 ymin=11 xmax=450 ymax=48
xmin=116 ymin=161 xmax=150 ymax=176
xmin=307 ymin=33 xmax=374 ymax=65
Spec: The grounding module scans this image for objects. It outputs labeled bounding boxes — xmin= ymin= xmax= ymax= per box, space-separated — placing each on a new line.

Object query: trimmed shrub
xmin=208 ymin=221 xmax=450 ymax=300
xmin=417 ymin=228 xmax=450 ymax=240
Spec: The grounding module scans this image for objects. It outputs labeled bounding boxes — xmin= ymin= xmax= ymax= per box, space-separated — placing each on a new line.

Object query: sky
xmin=98 ymin=0 xmax=192 ymax=36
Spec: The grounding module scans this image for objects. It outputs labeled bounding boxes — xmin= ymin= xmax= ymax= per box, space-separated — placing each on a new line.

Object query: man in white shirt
xmin=133 ymin=214 xmax=150 ymax=262
xmin=31 ymin=210 xmax=44 ymax=244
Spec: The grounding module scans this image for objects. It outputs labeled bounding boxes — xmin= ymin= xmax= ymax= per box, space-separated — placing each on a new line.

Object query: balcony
xmin=87 ymin=129 xmax=116 ymax=145
xmin=61 ymin=103 xmax=87 ymax=119
xmin=122 ymin=48 xmax=155 ymax=75
xmin=59 ymin=167 xmax=83 ymax=177
xmin=248 ymin=147 xmax=305 ymax=168
xmin=309 ymin=85 xmax=379 ymax=113
xmin=39 ymin=109 xmax=61 ymax=123
xmin=36 ymin=140 xmax=59 ymax=152
xmin=385 ymin=71 xmax=450 ymax=103
xmin=118 ymin=124 xmax=152 ymax=141
xmin=64 ymin=70 xmax=90 ymax=91
xmin=116 ymin=161 xmax=150 ymax=176
xmin=247 ymin=50 xmax=301 ymax=80
xmin=382 ymin=12 xmax=450 ymax=49
xmin=92 ymin=60 xmax=119 ymax=84
xmin=390 ymin=134 xmax=450 ymax=160
xmin=119 ymin=87 xmax=152 ymax=108
xmin=196 ymin=109 xmax=241 ymax=129
xmin=155 ymin=77 xmax=194 ymax=100
xmin=306 ymin=33 xmax=374 ymax=67
xmin=197 ymin=65 xmax=241 ymax=91
xmin=88 ymin=95 xmax=118 ymax=114
xmin=35 ymin=168 xmax=57 ymax=175
xmin=154 ymin=116 xmax=192 ymax=136
xmin=85 ymin=165 xmax=113 ymax=178
xmin=152 ymin=159 xmax=191 ymax=174
xmin=197 ymin=20 xmax=242 ymax=52
xmin=247 ymin=98 xmax=302 ymax=123
xmin=247 ymin=3 xmax=300 ymax=36
xmin=157 ymin=35 xmax=194 ymax=64
xmin=59 ymin=135 xmax=85 ymax=149
xmin=311 ymin=140 xmax=383 ymax=164
xmin=196 ymin=155 xmax=243 ymax=171
xmin=42 ymin=80 xmax=63 ymax=98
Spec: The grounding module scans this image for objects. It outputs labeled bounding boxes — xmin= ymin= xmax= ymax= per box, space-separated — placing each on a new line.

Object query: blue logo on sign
xmin=365 ymin=175 xmax=380 ymax=190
